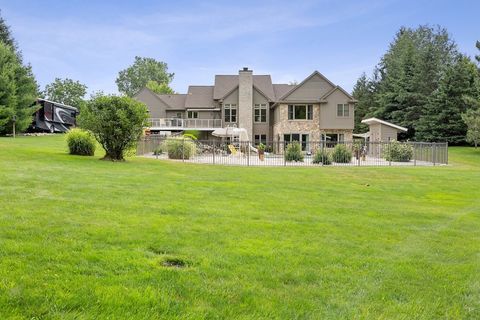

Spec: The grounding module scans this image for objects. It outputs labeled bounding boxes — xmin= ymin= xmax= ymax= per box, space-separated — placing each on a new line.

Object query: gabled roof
xmin=278 ymin=70 xmax=336 ymax=101
xmin=320 ymin=85 xmax=356 ymax=102
xmin=134 ymin=87 xmax=187 ymax=109
xmin=213 ymin=75 xmax=238 ymax=100
xmin=272 ymin=84 xmax=295 ymax=100
xmin=213 ymin=75 xmax=275 ymax=101
xmin=155 ymin=93 xmax=187 ymax=109
xmin=253 ymin=75 xmax=275 ymax=101
xmin=361 ymin=118 xmax=408 ymax=132
xmin=185 ymin=86 xmax=215 ymax=109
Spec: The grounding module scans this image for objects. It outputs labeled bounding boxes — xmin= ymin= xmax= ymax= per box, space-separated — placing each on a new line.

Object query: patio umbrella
xmin=212 ymin=127 xmax=236 ymax=138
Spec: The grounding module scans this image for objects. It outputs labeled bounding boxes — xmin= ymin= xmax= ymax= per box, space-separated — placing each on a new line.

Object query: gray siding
xmin=166 ymin=110 xmax=184 ymax=118
xmin=134 ymin=88 xmax=169 ymax=118
xmin=222 ymin=88 xmax=239 ymax=126
xmin=319 ymin=89 xmax=354 ymax=130
xmin=283 ymin=73 xmax=334 ymax=101
xmin=381 ymin=124 xmax=400 ymax=141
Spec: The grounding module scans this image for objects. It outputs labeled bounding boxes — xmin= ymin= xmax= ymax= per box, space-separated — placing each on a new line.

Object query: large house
xmin=134 ymin=68 xmax=357 ymax=147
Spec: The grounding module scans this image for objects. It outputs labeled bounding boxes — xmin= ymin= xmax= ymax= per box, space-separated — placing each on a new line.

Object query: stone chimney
xmin=238 ymin=67 xmax=253 ymax=140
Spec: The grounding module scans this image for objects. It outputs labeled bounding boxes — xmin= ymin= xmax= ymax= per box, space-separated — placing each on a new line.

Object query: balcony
xmin=147 ymin=118 xmax=222 ymax=130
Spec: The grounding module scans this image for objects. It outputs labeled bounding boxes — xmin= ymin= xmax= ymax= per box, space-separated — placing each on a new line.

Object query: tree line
xmin=352 ymin=25 xmax=480 ymax=145
xmin=0 ymin=10 xmax=174 ymax=136
xmin=1 ymin=11 xmax=479 ymax=147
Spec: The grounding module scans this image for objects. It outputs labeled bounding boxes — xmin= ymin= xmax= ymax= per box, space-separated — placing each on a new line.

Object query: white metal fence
xmin=137 ymin=137 xmax=448 ymax=167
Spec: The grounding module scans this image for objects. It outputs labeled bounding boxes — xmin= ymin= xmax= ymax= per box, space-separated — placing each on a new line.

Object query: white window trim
xmin=254 ymin=103 xmax=267 ymax=123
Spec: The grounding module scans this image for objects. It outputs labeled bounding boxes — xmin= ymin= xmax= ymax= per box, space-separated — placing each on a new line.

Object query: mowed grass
xmin=0 ymin=136 xmax=479 ymax=319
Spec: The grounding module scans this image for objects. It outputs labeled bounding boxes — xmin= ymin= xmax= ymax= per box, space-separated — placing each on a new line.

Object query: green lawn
xmin=0 ymin=136 xmax=479 ymax=319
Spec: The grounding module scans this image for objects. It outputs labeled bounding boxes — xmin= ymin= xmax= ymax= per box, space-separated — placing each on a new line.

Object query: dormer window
xmin=337 ymin=104 xmax=350 ymax=117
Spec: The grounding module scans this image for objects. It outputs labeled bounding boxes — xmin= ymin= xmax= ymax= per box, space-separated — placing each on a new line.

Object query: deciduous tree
xmin=146 ymin=80 xmax=175 ymax=94
xmin=42 ymin=78 xmax=87 ymax=110
xmin=79 ymin=94 xmax=148 ymax=161
xmin=462 ymin=108 xmax=480 ymax=148
xmin=116 ymin=56 xmax=174 ymax=97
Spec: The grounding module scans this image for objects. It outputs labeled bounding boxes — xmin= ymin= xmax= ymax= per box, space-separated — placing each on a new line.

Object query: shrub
xmin=285 ymin=141 xmax=304 ymax=162
xmin=66 ymin=128 xmax=96 ymax=156
xmin=384 ymin=140 xmax=413 ymax=162
xmin=79 ymin=94 xmax=148 ymax=161
xmin=331 ymin=144 xmax=352 ymax=163
xmin=183 ymin=130 xmax=200 ymax=140
xmin=312 ymin=149 xmax=332 ymax=165
xmin=162 ymin=137 xmax=196 ymax=159
xmin=153 ymin=146 xmax=163 ymax=155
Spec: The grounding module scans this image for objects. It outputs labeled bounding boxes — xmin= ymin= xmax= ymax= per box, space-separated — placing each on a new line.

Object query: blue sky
xmin=1 ymin=0 xmax=479 ymax=95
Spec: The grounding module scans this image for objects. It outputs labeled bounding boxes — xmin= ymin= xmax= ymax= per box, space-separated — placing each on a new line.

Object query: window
xmin=322 ymin=133 xmax=345 ymax=142
xmin=175 ymin=112 xmax=183 ymax=118
xmin=288 ymin=105 xmax=313 ymax=120
xmin=254 ymin=134 xmax=267 ymax=146
xmin=337 ymin=104 xmax=350 ymax=117
xmin=187 ymin=111 xmax=198 ymax=119
xmin=322 ymin=133 xmax=345 ymax=147
xmin=224 ymin=104 xmax=237 ymax=122
xmin=254 ymin=104 xmax=267 ymax=122
xmin=283 ymin=134 xmax=310 ymax=151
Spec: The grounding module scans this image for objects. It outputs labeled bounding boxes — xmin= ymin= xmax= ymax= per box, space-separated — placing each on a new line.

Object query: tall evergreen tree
xmin=0 ymin=43 xmax=38 ymax=135
xmin=0 ymin=11 xmax=15 ymax=48
xmin=374 ymin=26 xmax=459 ymax=139
xmin=354 ymin=25 xmax=462 ymax=140
xmin=475 ymin=41 xmax=480 ymax=65
xmin=416 ymin=56 xmax=480 ymax=143
xmin=352 ymin=72 xmax=378 ymax=133
xmin=0 ymin=10 xmax=21 ymax=60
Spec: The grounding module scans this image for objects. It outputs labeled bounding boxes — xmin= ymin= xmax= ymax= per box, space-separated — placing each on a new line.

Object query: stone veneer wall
xmin=273 ymin=104 xmax=325 ymax=141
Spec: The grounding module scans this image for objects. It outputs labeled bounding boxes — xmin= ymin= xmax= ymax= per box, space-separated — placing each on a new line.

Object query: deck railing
xmin=147 ymin=118 xmax=222 ymax=129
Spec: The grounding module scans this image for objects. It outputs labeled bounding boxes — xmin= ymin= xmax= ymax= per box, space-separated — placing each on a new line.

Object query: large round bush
xmin=66 ymin=128 xmax=96 ymax=156
xmin=331 ymin=144 xmax=352 ymax=163
xmin=162 ymin=137 xmax=196 ymax=159
xmin=384 ymin=140 xmax=413 ymax=162
xmin=284 ymin=141 xmax=304 ymax=162
xmin=79 ymin=94 xmax=148 ymax=161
